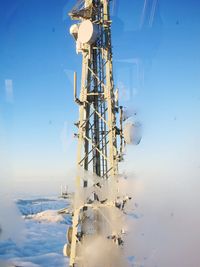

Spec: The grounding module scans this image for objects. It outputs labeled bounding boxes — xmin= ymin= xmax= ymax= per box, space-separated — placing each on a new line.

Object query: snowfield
xmin=0 ymin=197 xmax=71 ymax=267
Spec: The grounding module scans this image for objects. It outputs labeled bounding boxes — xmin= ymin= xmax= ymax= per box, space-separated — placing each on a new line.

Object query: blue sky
xmin=0 ymin=0 xmax=200 ymax=195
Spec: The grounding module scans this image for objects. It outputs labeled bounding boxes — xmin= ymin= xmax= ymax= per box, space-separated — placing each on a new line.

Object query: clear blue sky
xmin=0 ymin=0 xmax=200 ymax=195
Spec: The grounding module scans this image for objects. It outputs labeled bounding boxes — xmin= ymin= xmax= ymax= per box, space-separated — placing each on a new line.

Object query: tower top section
xmin=69 ymin=0 xmax=110 ymax=20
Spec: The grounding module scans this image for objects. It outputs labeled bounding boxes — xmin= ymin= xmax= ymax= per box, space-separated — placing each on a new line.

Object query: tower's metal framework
xmin=65 ymin=1 xmax=125 ymax=266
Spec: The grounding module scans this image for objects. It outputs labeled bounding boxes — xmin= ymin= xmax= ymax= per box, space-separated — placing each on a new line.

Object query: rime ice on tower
xmin=63 ymin=1 xmax=136 ymax=266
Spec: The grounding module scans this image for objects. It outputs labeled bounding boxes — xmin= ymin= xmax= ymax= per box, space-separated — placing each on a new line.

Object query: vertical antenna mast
xmin=64 ymin=1 xmax=125 ymax=266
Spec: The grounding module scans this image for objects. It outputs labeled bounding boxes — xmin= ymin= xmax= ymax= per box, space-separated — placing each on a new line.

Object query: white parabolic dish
xmin=78 ymin=20 xmax=98 ymax=44
xmin=70 ymin=24 xmax=79 ymax=35
xmin=124 ymin=121 xmax=142 ymax=145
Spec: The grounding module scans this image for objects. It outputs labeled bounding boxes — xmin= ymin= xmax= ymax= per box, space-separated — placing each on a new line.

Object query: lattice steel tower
xmin=63 ymin=1 xmax=125 ymax=266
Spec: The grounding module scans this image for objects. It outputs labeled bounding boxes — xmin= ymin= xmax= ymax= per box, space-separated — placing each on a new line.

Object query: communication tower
xmin=63 ymin=1 xmax=127 ymax=266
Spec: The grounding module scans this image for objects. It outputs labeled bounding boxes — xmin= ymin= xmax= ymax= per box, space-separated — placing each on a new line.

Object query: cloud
xmin=0 ymin=194 xmax=25 ymax=244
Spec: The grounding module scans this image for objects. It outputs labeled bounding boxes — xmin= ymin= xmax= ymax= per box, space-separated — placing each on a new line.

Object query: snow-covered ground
xmin=0 ymin=197 xmax=71 ymax=267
